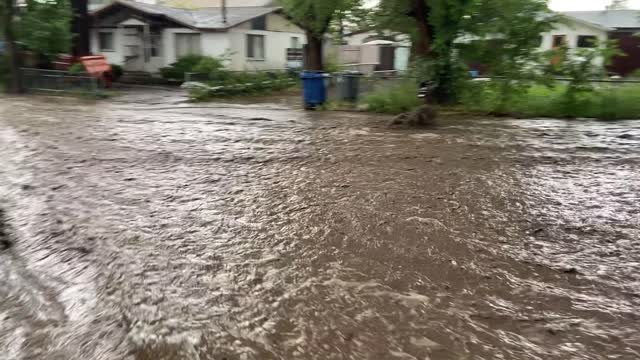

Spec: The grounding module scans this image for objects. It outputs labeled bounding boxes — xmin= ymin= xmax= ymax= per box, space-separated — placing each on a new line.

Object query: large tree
xmin=1 ymin=0 xmax=74 ymax=92
xmin=70 ymin=0 xmax=90 ymax=56
xmin=1 ymin=0 xmax=22 ymax=93
xmin=376 ymin=0 xmax=434 ymax=56
xmin=20 ymin=0 xmax=74 ymax=62
xmin=376 ymin=0 xmax=556 ymax=103
xmin=279 ymin=0 xmax=361 ymax=70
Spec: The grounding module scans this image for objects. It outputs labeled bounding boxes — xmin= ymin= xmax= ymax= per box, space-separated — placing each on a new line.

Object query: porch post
xmin=143 ymin=23 xmax=151 ymax=62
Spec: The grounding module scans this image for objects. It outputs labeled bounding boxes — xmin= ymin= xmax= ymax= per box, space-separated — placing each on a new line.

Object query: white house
xmin=90 ymin=0 xmax=305 ymax=72
xmin=540 ymin=13 xmax=611 ymax=52
xmin=540 ymin=10 xmax=640 ymax=75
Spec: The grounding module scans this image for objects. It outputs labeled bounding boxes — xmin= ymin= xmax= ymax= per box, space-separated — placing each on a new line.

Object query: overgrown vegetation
xmin=361 ymin=81 xmax=422 ymax=113
xmin=187 ymin=70 xmax=298 ymax=101
xmin=163 ymin=55 xmax=299 ymax=101
xmin=460 ymin=82 xmax=640 ymax=120
xmin=159 ymin=55 xmax=219 ymax=80
xmin=359 ymin=78 xmax=640 ymax=120
xmin=1 ymin=0 xmax=73 ymax=92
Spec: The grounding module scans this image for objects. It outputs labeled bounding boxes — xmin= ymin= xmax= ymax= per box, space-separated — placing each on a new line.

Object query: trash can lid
xmin=300 ymin=71 xmax=326 ymax=79
xmin=344 ymin=71 xmax=363 ymax=76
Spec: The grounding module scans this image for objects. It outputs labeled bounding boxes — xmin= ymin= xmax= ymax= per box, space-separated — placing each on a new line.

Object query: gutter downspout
xmin=222 ymin=0 xmax=227 ymax=24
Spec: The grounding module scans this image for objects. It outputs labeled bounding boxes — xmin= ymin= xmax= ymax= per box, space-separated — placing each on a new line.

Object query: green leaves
xmin=18 ymin=0 xmax=73 ymax=59
xmin=279 ymin=0 xmax=357 ymax=35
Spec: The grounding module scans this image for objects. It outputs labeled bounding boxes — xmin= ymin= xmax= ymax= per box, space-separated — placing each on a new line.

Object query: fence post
xmin=92 ymin=76 xmax=100 ymax=97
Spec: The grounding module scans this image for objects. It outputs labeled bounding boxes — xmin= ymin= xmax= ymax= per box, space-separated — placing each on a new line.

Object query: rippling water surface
xmin=1 ymin=90 xmax=639 ymax=359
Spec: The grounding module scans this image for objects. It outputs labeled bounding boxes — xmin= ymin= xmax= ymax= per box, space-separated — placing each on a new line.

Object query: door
xmin=551 ymin=35 xmax=567 ymax=65
xmin=377 ymin=45 xmax=395 ymax=71
xmin=122 ymin=27 xmax=144 ymax=71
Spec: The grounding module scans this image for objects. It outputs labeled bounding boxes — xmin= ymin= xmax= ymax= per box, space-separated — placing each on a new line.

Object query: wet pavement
xmin=0 ymin=90 xmax=639 ymax=359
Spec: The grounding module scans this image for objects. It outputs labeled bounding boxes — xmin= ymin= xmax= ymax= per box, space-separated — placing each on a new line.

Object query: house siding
xmin=224 ymin=14 xmax=305 ymax=71
xmin=162 ymin=28 xmax=201 ymax=65
xmin=226 ymin=28 xmax=305 ymax=70
xmin=202 ymin=32 xmax=232 ymax=61
xmin=233 ymin=13 xmax=303 ymax=32
xmin=265 ymin=13 xmax=303 ymax=33
xmin=540 ymin=21 xmax=607 ymax=51
xmin=91 ymin=28 xmax=126 ymax=65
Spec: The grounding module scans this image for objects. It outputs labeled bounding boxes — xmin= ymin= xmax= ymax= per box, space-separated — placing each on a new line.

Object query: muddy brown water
xmin=0 ymin=90 xmax=639 ymax=360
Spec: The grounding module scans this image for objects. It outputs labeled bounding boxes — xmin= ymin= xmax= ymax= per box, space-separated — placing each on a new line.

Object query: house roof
xmin=561 ymin=10 xmax=640 ymax=30
xmin=92 ymin=0 xmax=281 ymax=30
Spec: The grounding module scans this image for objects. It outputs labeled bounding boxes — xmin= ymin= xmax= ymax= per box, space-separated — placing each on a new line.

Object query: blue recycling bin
xmin=300 ymin=71 xmax=327 ymax=109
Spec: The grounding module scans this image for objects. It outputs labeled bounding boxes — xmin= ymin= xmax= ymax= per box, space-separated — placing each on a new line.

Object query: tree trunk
xmin=2 ymin=0 xmax=22 ymax=93
xmin=71 ymin=0 xmax=90 ymax=56
xmin=410 ymin=0 xmax=433 ymax=57
xmin=304 ymin=31 xmax=324 ymax=71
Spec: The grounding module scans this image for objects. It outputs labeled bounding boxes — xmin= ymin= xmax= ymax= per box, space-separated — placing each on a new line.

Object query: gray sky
xmin=550 ymin=0 xmax=640 ymax=10
xmin=364 ymin=1 xmax=640 ymax=11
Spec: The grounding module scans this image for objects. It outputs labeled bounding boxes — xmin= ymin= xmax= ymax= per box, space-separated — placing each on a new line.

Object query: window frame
xmin=250 ymin=16 xmax=267 ymax=31
xmin=552 ymin=34 xmax=567 ymax=48
xmin=577 ymin=35 xmax=597 ymax=48
xmin=150 ymin=33 xmax=161 ymax=57
xmin=246 ymin=34 xmax=266 ymax=60
xmin=99 ymin=31 xmax=115 ymax=52
xmin=174 ymin=33 xmax=202 ymax=58
xmin=290 ymin=36 xmax=301 ymax=49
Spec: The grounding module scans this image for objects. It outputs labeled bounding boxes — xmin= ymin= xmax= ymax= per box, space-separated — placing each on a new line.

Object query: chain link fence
xmin=20 ymin=68 xmax=100 ymax=95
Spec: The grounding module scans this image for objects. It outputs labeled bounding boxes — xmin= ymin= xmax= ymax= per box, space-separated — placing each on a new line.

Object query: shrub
xmin=360 ymin=81 xmax=422 ymax=114
xmin=110 ymin=64 xmax=123 ymax=81
xmin=69 ymin=63 xmax=86 ymax=75
xmin=193 ymin=56 xmax=224 ymax=77
xmin=160 ymin=55 xmax=211 ymax=80
xmin=188 ymin=71 xmax=297 ymax=100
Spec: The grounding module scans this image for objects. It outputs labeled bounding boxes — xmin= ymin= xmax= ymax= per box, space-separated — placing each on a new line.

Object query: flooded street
xmin=1 ymin=90 xmax=639 ymax=359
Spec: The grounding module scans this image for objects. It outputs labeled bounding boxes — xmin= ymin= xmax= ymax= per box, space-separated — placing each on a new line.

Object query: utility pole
xmin=222 ymin=0 xmax=227 ymax=24
xmin=71 ymin=0 xmax=90 ymax=56
xmin=2 ymin=0 xmax=22 ymax=93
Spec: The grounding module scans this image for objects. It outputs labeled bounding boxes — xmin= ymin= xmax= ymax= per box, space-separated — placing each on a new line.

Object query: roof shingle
xmin=562 ymin=10 xmax=640 ymax=29
xmin=93 ymin=0 xmax=281 ymax=30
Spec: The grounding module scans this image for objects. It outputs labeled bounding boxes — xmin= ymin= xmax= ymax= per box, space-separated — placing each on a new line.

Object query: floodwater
xmin=0 ymin=89 xmax=639 ymax=360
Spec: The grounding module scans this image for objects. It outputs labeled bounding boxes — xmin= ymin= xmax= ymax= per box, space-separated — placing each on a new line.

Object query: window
xmin=175 ymin=33 xmax=201 ymax=58
xmin=577 ymin=35 xmax=597 ymax=48
xmin=99 ymin=32 xmax=115 ymax=52
xmin=552 ymin=35 xmax=566 ymax=48
xmin=290 ymin=36 xmax=301 ymax=49
xmin=251 ymin=16 xmax=266 ymax=30
xmin=247 ymin=34 xmax=265 ymax=59
xmin=150 ymin=34 xmax=161 ymax=57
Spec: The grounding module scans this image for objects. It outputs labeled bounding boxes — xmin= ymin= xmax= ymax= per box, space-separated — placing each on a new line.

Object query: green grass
xmin=358 ymin=78 xmax=640 ymax=120
xmin=360 ymin=81 xmax=422 ymax=114
xmin=460 ymin=82 xmax=640 ymax=120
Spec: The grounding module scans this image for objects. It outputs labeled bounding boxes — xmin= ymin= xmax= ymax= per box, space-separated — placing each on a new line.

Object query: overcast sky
xmin=364 ymin=1 xmax=640 ymax=11
xmin=550 ymin=0 xmax=640 ymax=10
